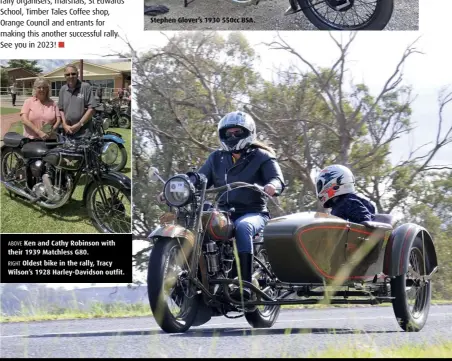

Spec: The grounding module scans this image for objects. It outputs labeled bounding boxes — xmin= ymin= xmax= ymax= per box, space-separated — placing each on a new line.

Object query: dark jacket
xmin=330 ymin=193 xmax=376 ymax=224
xmin=198 ymin=147 xmax=285 ymax=215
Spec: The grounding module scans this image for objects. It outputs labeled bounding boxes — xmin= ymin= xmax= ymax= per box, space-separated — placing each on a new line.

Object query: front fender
xmin=83 ymin=172 xmax=132 ymax=204
xmin=103 ymin=134 xmax=125 ymax=144
xmin=148 ymin=224 xmax=196 ymax=247
xmin=383 ymin=223 xmax=438 ymax=277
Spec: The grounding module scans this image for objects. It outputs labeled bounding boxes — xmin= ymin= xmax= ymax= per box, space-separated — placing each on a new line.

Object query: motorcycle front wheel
xmin=147 ymin=237 xmax=199 ymax=333
xmin=298 ymin=0 xmax=394 ymax=30
xmin=85 ymin=179 xmax=131 ymax=233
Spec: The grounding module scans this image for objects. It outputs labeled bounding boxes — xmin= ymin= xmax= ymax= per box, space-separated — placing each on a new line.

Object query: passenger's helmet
xmin=218 ymin=111 xmax=256 ymax=152
xmin=315 ymin=164 xmax=356 ymax=208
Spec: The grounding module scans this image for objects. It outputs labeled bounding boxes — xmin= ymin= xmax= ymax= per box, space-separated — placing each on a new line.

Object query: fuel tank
xmin=263 ymin=212 xmax=391 ymax=284
xmin=201 ymin=210 xmax=234 ymax=241
xmin=43 ymin=148 xmax=84 ymax=171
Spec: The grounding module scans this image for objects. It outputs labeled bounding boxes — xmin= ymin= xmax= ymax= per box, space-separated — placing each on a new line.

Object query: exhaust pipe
xmin=1 ymin=180 xmax=39 ymax=202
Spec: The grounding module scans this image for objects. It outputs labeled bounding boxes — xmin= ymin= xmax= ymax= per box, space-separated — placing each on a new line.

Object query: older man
xmin=58 ymin=65 xmax=96 ymax=138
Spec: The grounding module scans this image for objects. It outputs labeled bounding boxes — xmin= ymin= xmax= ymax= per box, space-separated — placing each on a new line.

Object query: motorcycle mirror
xmin=149 ymin=167 xmax=165 ymax=183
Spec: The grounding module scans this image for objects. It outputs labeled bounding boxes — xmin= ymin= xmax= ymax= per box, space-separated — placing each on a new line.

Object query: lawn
xmin=1 ymin=107 xmax=20 ymax=115
xmin=0 ymin=123 xmax=132 ymax=233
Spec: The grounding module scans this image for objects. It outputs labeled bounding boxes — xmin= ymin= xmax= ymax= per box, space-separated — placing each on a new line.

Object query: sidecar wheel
xmin=297 ymin=0 xmax=394 ymax=30
xmin=391 ymin=236 xmax=432 ymax=332
xmin=147 ymin=237 xmax=199 ymax=333
xmin=245 ymin=246 xmax=280 ymax=328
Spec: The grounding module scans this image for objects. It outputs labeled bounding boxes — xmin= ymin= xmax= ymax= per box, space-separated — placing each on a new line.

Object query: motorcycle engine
xmin=30 ymin=160 xmax=44 ymax=178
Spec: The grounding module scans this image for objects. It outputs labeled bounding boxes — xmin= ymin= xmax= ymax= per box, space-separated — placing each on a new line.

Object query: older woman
xmin=20 ymin=77 xmax=61 ymax=140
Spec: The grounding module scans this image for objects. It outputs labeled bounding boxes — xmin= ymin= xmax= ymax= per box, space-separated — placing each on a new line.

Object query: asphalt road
xmin=144 ymin=0 xmax=418 ymax=31
xmin=2 ymin=306 xmax=451 ymax=358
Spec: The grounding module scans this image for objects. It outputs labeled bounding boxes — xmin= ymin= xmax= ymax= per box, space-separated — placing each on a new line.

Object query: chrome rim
xmin=309 ymin=0 xmax=378 ymax=29
xmin=405 ymin=247 xmax=429 ymax=319
xmin=90 ymin=184 xmax=131 ymax=233
xmin=162 ymin=243 xmax=194 ymax=322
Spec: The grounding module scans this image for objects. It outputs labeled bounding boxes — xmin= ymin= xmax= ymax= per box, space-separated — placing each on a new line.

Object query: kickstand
xmin=184 ymin=0 xmax=195 ymax=7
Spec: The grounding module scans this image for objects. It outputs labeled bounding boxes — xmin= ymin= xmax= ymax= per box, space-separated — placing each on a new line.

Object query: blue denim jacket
xmin=330 ymin=193 xmax=375 ymax=224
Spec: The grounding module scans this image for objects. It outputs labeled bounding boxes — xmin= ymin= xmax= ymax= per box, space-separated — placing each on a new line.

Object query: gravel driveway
xmin=144 ymin=0 xmax=418 ymax=31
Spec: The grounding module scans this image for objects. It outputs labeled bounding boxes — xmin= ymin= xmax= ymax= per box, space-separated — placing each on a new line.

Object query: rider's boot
xmin=231 ymin=252 xmax=253 ymax=301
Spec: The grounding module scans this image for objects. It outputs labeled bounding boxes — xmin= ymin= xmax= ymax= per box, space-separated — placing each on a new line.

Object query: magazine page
xmin=1 ymin=0 xmax=452 ymax=358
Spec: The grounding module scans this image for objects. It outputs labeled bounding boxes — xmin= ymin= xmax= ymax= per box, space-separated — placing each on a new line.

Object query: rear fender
xmin=383 ymin=223 xmax=438 ymax=277
xmin=82 ymin=171 xmax=131 ymax=204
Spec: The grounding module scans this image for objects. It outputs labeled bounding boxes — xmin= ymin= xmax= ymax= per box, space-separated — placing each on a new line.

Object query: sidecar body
xmin=263 ymin=211 xmax=438 ymax=286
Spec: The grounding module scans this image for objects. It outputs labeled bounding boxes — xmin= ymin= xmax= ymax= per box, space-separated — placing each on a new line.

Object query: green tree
xmin=6 ymin=59 xmax=42 ymax=74
xmin=124 ymin=31 xmax=451 ymax=291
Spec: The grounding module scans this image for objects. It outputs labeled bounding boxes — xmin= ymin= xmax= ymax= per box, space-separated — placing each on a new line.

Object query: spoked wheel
xmin=298 ymin=0 xmax=394 ymax=30
xmin=391 ymin=236 xmax=432 ymax=332
xmin=86 ymin=179 xmax=131 ymax=233
xmin=1 ymin=147 xmax=23 ymax=182
xmin=118 ymin=115 xmax=131 ymax=129
xmin=244 ymin=246 xmax=281 ymax=328
xmin=147 ymin=237 xmax=199 ymax=333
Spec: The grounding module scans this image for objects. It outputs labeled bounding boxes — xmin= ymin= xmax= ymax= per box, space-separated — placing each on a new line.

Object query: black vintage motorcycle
xmin=146 ymin=167 xmax=438 ymax=333
xmin=185 ymin=0 xmax=394 ymax=30
xmin=100 ymin=99 xmax=131 ymax=129
xmin=0 ymin=132 xmax=132 ymax=233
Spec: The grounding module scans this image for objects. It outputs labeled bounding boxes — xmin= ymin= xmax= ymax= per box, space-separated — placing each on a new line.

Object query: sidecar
xmin=262 ymin=211 xmax=438 ymax=331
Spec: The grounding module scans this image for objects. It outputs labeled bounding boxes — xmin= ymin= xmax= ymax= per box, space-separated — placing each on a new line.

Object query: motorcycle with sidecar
xmin=146 ymin=167 xmax=438 ymax=333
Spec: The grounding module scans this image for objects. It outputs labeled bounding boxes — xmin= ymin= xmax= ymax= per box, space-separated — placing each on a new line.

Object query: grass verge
xmin=2 ymin=300 xmax=451 ymax=323
xmin=312 ymin=341 xmax=452 ymax=357
xmin=0 ymin=124 xmax=132 ymax=233
xmin=1 ymin=107 xmax=21 ymax=115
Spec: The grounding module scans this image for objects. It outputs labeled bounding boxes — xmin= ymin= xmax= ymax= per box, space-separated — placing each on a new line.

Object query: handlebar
xmin=205 ymin=181 xmax=266 ymax=195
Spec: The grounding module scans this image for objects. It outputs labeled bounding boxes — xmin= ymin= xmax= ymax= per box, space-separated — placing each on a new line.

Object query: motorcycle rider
xmin=315 ymin=164 xmax=375 ymax=224
xmin=200 ymin=111 xmax=285 ymax=301
xmin=158 ymin=111 xmax=286 ymax=302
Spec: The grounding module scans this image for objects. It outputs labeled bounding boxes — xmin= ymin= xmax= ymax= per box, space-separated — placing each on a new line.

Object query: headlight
xmin=101 ymin=142 xmax=119 ymax=165
xmin=102 ymin=118 xmax=110 ymax=130
xmin=163 ymin=175 xmax=195 ymax=207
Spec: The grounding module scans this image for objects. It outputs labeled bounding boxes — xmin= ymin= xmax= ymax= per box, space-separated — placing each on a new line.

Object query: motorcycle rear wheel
xmin=147 ymin=237 xmax=199 ymax=333
xmin=0 ymin=147 xmax=23 ymax=182
xmin=244 ymin=245 xmax=281 ymax=328
xmin=298 ymin=0 xmax=394 ymax=30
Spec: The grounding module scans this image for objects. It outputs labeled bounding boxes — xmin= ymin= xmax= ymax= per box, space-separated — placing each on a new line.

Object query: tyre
xmin=85 ymin=178 xmax=131 ymax=233
xmin=118 ymin=115 xmax=131 ymax=129
xmin=147 ymin=237 xmax=199 ymax=333
xmin=1 ymin=147 xmax=23 ymax=181
xmin=245 ymin=245 xmax=281 ymax=328
xmin=391 ymin=236 xmax=432 ymax=332
xmin=298 ymin=0 xmax=394 ymax=30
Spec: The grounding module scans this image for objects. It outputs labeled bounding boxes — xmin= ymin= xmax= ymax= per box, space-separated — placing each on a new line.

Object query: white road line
xmin=2 ymin=312 xmax=451 ymax=339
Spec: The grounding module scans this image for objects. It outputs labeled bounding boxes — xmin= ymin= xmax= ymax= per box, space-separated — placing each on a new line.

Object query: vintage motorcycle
xmin=99 ymin=100 xmax=131 ymax=129
xmin=184 ymin=0 xmax=394 ymax=30
xmin=146 ymin=167 xmax=438 ymax=333
xmin=92 ymin=106 xmax=128 ymax=172
xmin=0 ymin=132 xmax=132 ymax=233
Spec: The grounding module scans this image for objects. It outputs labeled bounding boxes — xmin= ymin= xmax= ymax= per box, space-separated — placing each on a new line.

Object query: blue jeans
xmin=233 ymin=213 xmax=269 ymax=254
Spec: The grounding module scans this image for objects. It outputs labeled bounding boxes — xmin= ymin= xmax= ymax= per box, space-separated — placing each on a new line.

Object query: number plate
xmin=169 ymin=181 xmax=185 ymax=192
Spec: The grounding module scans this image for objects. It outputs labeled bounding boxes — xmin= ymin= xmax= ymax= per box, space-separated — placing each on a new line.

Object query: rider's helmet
xmin=315 ymin=164 xmax=356 ymax=208
xmin=218 ymin=111 xmax=256 ymax=153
